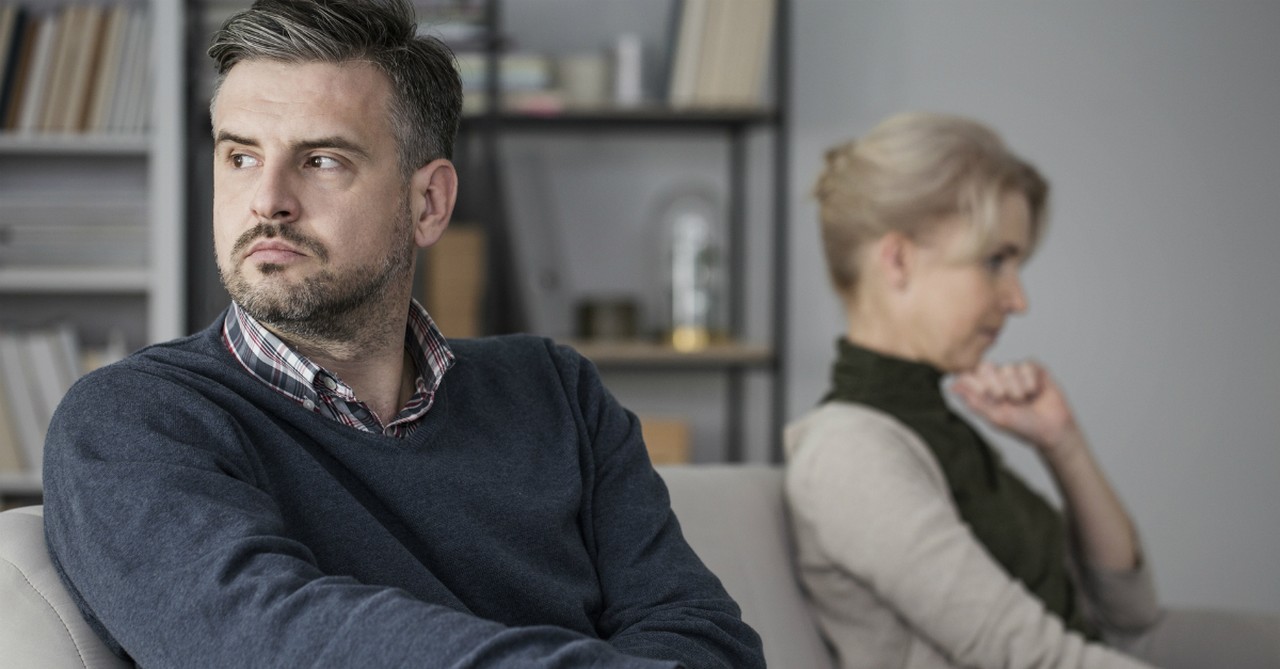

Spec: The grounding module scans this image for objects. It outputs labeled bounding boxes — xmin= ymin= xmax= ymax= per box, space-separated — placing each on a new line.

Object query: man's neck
xmin=265 ymin=296 xmax=416 ymax=426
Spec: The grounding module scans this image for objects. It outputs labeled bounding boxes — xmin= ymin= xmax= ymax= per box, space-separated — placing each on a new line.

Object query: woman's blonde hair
xmin=813 ymin=112 xmax=1049 ymax=294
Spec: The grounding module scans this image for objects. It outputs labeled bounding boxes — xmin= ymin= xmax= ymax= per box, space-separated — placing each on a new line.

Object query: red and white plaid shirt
xmin=222 ymin=300 xmax=454 ymax=437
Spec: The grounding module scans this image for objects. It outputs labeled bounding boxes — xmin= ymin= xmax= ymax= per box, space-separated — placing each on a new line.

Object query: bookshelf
xmin=458 ymin=0 xmax=790 ymax=462
xmin=0 ymin=0 xmax=186 ymax=502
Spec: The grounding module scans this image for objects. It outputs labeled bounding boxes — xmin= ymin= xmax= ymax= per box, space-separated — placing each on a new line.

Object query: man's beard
xmin=219 ymin=203 xmax=415 ymax=343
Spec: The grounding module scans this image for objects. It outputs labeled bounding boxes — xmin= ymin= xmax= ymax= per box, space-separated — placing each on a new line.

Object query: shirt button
xmin=322 ymin=377 xmax=338 ymax=390
xmin=303 ymin=399 xmax=316 ymax=411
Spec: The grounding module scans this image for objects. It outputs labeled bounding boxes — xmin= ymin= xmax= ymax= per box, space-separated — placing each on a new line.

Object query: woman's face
xmin=900 ymin=192 xmax=1032 ymax=373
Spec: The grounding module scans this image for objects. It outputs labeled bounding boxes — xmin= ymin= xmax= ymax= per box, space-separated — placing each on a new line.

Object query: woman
xmin=786 ymin=111 xmax=1279 ymax=669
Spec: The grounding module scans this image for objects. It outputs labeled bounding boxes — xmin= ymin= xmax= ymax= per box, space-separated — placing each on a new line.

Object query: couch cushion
xmin=4 ymin=469 xmax=834 ymax=668
xmin=658 ymin=465 xmax=834 ymax=669
xmin=0 ymin=506 xmax=130 ymax=668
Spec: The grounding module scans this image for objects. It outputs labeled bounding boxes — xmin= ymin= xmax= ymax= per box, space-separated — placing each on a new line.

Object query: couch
xmin=0 ymin=465 xmax=834 ymax=668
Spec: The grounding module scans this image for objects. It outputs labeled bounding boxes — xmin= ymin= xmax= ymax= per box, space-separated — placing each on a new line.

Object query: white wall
xmin=787 ymin=1 xmax=1280 ymax=613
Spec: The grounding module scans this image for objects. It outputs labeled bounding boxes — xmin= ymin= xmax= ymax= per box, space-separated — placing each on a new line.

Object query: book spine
xmin=16 ymin=13 xmax=54 ymax=133
xmin=0 ymin=331 xmax=44 ymax=472
xmin=2 ymin=11 xmax=36 ymax=130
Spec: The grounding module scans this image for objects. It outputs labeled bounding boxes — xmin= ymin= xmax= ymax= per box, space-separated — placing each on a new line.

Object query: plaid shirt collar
xmin=222 ymin=300 xmax=454 ymax=437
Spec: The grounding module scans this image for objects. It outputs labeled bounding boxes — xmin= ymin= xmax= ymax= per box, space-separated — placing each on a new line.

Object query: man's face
xmin=211 ymin=59 xmax=414 ymax=338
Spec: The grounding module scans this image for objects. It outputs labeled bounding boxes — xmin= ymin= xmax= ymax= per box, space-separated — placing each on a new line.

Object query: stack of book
xmin=0 ymin=3 xmax=151 ymax=136
xmin=0 ymin=324 xmax=74 ymax=478
xmin=0 ymin=324 xmax=126 ymax=480
xmin=0 ymin=193 xmax=147 ymax=269
xmin=667 ymin=0 xmax=776 ymax=109
xmin=454 ymin=51 xmax=562 ymax=116
xmin=421 ymin=224 xmax=487 ymax=338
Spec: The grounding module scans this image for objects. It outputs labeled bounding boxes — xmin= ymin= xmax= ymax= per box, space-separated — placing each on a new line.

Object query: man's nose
xmin=249 ymin=163 xmax=300 ymax=223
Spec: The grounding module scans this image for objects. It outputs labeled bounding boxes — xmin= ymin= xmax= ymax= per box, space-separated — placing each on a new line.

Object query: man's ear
xmin=875 ymin=231 xmax=913 ymax=291
xmin=409 ymin=158 xmax=458 ymax=249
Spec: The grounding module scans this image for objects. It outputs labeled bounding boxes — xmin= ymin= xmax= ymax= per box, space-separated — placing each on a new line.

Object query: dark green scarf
xmin=823 ymin=338 xmax=1096 ymax=639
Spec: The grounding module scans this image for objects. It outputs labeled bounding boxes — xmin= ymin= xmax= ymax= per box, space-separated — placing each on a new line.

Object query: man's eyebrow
xmin=213 ymin=130 xmax=257 ymax=148
xmin=292 ymin=136 xmax=371 ymax=160
xmin=212 ymin=131 xmax=371 ymax=160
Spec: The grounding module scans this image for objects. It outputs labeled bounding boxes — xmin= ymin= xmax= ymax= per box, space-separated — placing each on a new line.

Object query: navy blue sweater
xmin=43 ymin=315 xmax=763 ymax=668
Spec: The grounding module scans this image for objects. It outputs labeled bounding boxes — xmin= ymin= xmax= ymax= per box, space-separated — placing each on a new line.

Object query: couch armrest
xmin=0 ymin=505 xmax=130 ymax=668
xmin=658 ymin=465 xmax=834 ymax=669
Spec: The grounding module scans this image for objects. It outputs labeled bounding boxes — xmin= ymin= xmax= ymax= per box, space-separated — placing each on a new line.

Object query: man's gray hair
xmin=208 ymin=0 xmax=462 ymax=177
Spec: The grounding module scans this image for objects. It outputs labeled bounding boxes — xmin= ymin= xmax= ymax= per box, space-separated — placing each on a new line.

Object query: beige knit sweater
xmin=784 ymin=403 xmax=1161 ymax=669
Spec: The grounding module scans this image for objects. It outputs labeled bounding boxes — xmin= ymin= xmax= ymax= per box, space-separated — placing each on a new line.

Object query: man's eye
xmin=231 ymin=154 xmax=259 ymax=169
xmin=985 ymin=253 xmax=1008 ymax=272
xmin=306 ymin=156 xmax=341 ymax=169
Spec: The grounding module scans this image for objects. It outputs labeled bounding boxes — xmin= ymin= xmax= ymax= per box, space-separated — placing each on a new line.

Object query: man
xmin=41 ymin=1 xmax=764 ymax=667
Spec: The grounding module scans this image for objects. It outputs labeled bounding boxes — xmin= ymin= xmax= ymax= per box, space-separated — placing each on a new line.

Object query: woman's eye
xmin=985 ymin=253 xmax=1008 ymax=272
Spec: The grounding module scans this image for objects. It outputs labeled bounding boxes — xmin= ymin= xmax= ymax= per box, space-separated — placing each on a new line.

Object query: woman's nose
xmin=1004 ymin=273 xmax=1029 ymax=314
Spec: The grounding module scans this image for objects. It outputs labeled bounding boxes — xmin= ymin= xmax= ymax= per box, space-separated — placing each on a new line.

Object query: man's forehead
xmin=214 ymin=59 xmax=389 ymax=110
xmin=211 ymin=60 xmax=392 ymax=140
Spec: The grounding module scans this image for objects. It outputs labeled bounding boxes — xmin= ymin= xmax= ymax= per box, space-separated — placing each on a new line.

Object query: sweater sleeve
xmin=42 ymin=365 xmax=680 ymax=669
xmin=551 ymin=343 xmax=765 ymax=669
xmin=1067 ymin=535 xmax=1163 ymax=635
xmin=785 ymin=407 xmax=1155 ymax=669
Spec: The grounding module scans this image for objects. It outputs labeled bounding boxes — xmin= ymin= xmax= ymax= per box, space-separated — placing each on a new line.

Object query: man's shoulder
xmin=446 ymin=334 xmax=587 ymax=374
xmin=65 ymin=324 xmax=233 ymax=404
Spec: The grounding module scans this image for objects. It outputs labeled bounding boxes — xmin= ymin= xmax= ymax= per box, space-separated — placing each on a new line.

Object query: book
xmin=667 ymin=0 xmax=708 ymax=108
xmin=86 ymin=4 xmax=127 ymax=132
xmin=732 ymin=0 xmax=775 ymax=107
xmin=0 ymin=5 xmax=19 ymax=112
xmin=111 ymin=8 xmax=147 ymax=134
xmin=15 ymin=325 xmax=81 ymax=471
xmin=422 ymin=225 xmax=487 ymax=338
xmin=0 ymin=194 xmax=148 ymax=268
xmin=681 ymin=0 xmax=775 ymax=108
xmin=2 ymin=9 xmax=36 ymax=130
xmin=693 ymin=0 xmax=728 ymax=106
xmin=51 ymin=323 xmax=82 ymax=389
xmin=638 ymin=415 xmax=691 ymax=465
xmin=105 ymin=6 xmax=139 ymax=133
xmin=39 ymin=5 xmax=78 ymax=132
xmin=500 ymin=150 xmax=574 ymax=338
xmin=22 ymin=329 xmax=66 ymax=444
xmin=60 ymin=4 xmax=105 ymax=132
xmin=0 ymin=4 xmax=31 ymax=128
xmin=0 ymin=371 xmax=26 ymax=474
xmin=0 ymin=331 xmax=43 ymax=472
xmin=15 ymin=12 xmax=54 ymax=132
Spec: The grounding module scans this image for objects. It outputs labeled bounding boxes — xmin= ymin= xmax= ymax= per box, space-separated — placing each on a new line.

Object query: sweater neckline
xmin=824 ymin=337 xmax=948 ymax=414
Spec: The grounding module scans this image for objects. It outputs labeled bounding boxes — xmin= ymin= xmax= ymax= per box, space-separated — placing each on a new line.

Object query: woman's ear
xmin=410 ymin=158 xmax=458 ymax=249
xmin=875 ymin=231 xmax=913 ymax=291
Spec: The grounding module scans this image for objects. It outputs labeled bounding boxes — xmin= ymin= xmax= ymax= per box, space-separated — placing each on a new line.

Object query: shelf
xmin=0 ymin=471 xmax=42 ymax=497
xmin=564 ymin=339 xmax=773 ymax=370
xmin=461 ymin=106 xmax=778 ymax=131
xmin=0 ymin=133 xmax=150 ymax=155
xmin=0 ymin=268 xmax=151 ymax=293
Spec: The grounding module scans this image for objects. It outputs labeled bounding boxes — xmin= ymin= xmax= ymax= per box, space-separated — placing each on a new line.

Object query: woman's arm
xmin=951 ymin=361 xmax=1139 ymax=571
xmin=786 ymin=406 xmax=1154 ymax=669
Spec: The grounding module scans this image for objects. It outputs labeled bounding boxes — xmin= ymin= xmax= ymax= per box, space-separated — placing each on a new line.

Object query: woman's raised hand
xmin=951 ymin=360 xmax=1084 ymax=460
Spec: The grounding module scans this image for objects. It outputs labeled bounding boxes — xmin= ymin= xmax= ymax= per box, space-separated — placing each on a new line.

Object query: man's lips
xmin=245 ymin=240 xmax=306 ymax=264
